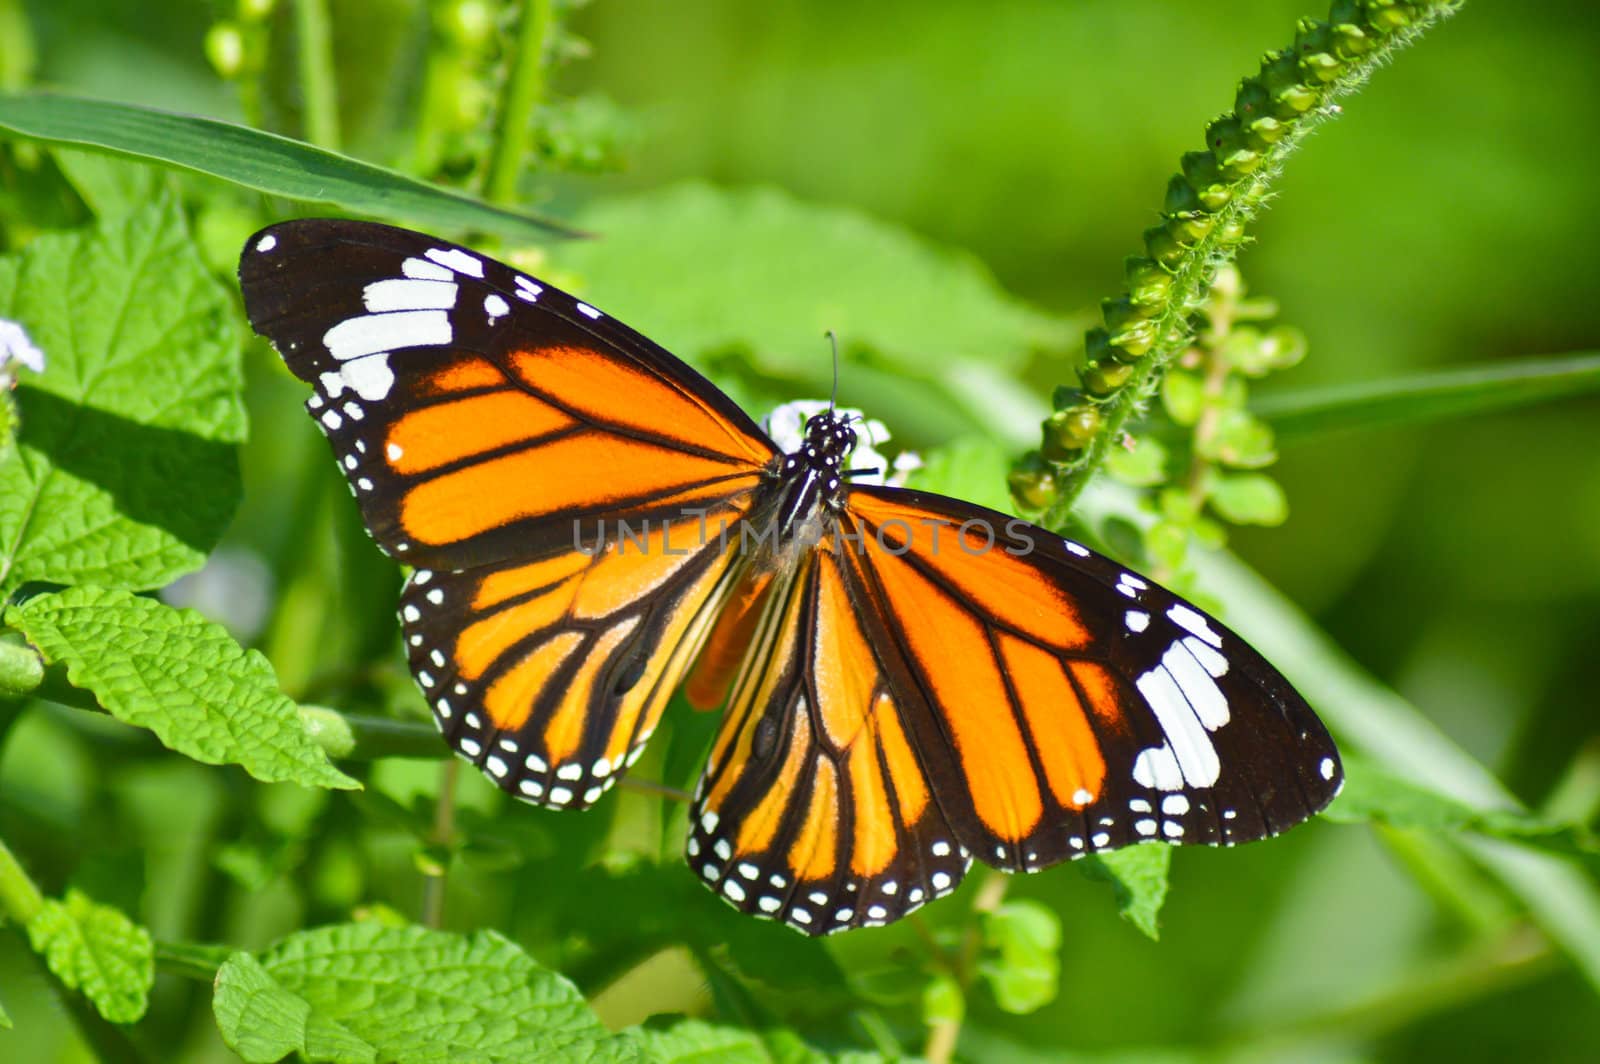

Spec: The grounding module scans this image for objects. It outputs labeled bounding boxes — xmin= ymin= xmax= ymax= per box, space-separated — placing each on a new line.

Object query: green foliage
xmin=556 ymin=183 xmax=1068 ymax=378
xmin=213 ymin=922 xmax=642 ymax=1064
xmin=26 ymin=888 xmax=154 ymax=1024
xmin=1084 ymin=846 xmax=1173 ymax=943
xmin=978 ymin=901 xmax=1061 ymax=1014
xmin=7 ymin=586 xmax=357 ymax=789
xmin=0 ymin=196 xmax=243 ymax=593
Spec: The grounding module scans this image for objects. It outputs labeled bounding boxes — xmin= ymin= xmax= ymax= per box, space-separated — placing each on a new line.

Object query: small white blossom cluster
xmin=762 ymin=399 xmax=921 ymax=487
xmin=0 ymin=318 xmax=46 ymax=378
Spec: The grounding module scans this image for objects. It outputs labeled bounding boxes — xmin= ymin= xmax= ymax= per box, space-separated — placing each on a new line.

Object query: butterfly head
xmin=801 ymin=410 xmax=858 ymax=469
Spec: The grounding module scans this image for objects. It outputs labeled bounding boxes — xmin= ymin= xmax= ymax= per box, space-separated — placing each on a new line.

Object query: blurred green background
xmin=2 ymin=1 xmax=1597 ymax=1061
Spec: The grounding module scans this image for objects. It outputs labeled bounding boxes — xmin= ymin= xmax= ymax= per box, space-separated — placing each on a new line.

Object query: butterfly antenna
xmin=825 ymin=330 xmax=840 ymax=414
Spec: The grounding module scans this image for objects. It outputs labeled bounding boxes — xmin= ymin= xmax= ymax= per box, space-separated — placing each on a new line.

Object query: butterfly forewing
xmin=239 ymin=220 xmax=775 ymax=572
xmin=240 ymin=220 xmax=778 ymax=807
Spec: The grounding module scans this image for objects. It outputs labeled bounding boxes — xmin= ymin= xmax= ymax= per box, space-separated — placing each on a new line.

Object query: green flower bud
xmin=1206 ymin=116 xmax=1261 ymax=178
xmin=1331 ymin=21 xmax=1373 ymax=59
xmin=205 ymin=22 xmax=246 ymax=79
xmin=1233 ymin=79 xmax=1272 ymax=122
xmin=1166 ymin=210 xmax=1214 ymax=244
xmin=1144 ymin=224 xmax=1186 ymax=267
xmin=1215 ymin=214 xmax=1248 ymax=245
xmin=1051 ymin=383 xmax=1082 ymax=411
xmin=1008 ymin=452 xmax=1058 ymax=511
xmin=1164 ymin=175 xmax=1202 ymax=214
xmin=1363 ymin=0 xmax=1415 ymax=32
xmin=1102 ymin=295 xmax=1156 ymax=332
xmin=1081 ymin=360 xmax=1135 ymax=397
xmin=1180 ymin=151 xmax=1233 ymax=210
xmin=1125 ymin=257 xmax=1173 ymax=305
xmin=239 ymin=0 xmax=276 ymax=20
xmin=1084 ymin=328 xmax=1137 ymax=366
xmin=1108 ymin=317 xmax=1157 ymax=357
xmin=1298 ymin=50 xmax=1343 ymax=85
xmin=1258 ymin=51 xmax=1319 ymax=116
xmin=1329 ymin=0 xmax=1364 ymax=26
xmin=1244 ymin=114 xmax=1285 ymax=149
xmin=1042 ymin=406 xmax=1101 ymax=461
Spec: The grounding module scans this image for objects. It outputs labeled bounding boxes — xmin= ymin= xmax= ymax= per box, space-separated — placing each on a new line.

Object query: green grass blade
xmin=1256 ymin=352 xmax=1600 ymax=441
xmin=0 ymin=93 xmax=580 ymax=241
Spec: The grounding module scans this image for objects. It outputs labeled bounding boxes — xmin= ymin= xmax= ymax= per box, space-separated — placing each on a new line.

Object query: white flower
xmin=761 ymin=399 xmax=919 ymax=487
xmin=0 ymin=319 xmax=45 ymax=375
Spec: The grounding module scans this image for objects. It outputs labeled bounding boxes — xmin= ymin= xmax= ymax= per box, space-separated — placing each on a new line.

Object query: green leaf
xmin=978 ymin=900 xmax=1061 ymax=1014
xmin=1105 ymin=435 xmax=1170 ymax=488
xmin=1082 ymin=844 xmax=1172 ymax=941
xmin=26 ymin=888 xmax=153 ymax=1024
xmin=213 ymin=923 xmax=644 ymax=1064
xmin=51 ymin=146 xmax=164 ymax=220
xmin=1255 ymin=351 xmax=1600 ymax=442
xmin=1203 ymin=409 xmax=1276 ymax=469
xmin=621 ymin=1017 xmax=770 ymax=1063
xmin=1326 ymin=760 xmax=1598 ymax=860
xmin=0 ymin=93 xmax=578 ymax=242
xmin=555 ymin=184 xmax=1068 ymax=379
xmin=213 ymin=953 xmax=376 ymax=1064
xmin=7 ymin=586 xmax=358 ymax=790
xmin=622 ymin=1019 xmax=870 ymax=1064
xmin=0 ymin=196 xmax=244 ymax=594
xmin=1208 ymin=471 xmax=1288 ymax=526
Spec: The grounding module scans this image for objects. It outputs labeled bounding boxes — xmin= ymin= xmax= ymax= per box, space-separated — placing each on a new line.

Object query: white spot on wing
xmin=1320 ymin=756 xmax=1336 ymax=780
xmin=402 ymin=257 xmax=455 ymax=281
xmin=575 ymin=302 xmax=601 ymax=319
xmin=324 ymin=310 xmax=451 ymax=361
xmin=342 ymin=352 xmax=395 ymax=400
xmin=484 ymin=293 xmax=510 ymax=321
xmin=1135 ymin=664 xmax=1221 ymax=787
xmin=424 ymin=247 xmax=485 ymax=277
xmin=256 ymin=234 xmax=277 ymax=252
xmin=1168 ymin=604 xmax=1222 ymax=648
xmin=1126 ymin=610 xmax=1150 ymax=633
xmin=362 ymin=278 xmax=457 ymax=313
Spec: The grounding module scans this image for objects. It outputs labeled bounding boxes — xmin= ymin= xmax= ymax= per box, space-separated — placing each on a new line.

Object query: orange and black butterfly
xmin=239 ymin=219 xmax=1341 ymax=935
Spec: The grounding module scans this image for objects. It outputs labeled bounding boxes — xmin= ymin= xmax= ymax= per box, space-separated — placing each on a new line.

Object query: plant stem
xmin=293 ymin=0 xmax=341 ymax=150
xmin=483 ymin=0 xmax=554 ymax=205
xmin=421 ymin=758 xmax=459 ymax=928
xmin=922 ymin=869 xmax=1012 ymax=1064
xmin=0 ymin=833 xmax=44 ymax=926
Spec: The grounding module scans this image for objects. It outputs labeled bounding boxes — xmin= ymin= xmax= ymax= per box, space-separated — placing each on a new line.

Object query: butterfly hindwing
xmin=239 ymin=219 xmax=775 ymax=572
xmin=687 ymin=544 xmax=971 ymax=934
xmin=836 ymin=486 xmax=1342 ymax=873
xmin=400 ymin=496 xmax=752 ymax=808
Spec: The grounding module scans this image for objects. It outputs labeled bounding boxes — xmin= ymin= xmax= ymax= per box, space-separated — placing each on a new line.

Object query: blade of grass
xmin=0 ymin=93 xmax=581 ymax=241
xmin=1256 ymin=351 xmax=1600 ymax=441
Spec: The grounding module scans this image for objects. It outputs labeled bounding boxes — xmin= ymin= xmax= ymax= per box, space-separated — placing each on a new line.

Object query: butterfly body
xmin=240 ymin=219 xmax=1343 ymax=936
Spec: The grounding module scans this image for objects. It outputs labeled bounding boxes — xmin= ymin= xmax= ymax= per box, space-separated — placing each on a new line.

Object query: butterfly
xmin=239 ymin=219 xmax=1342 ymax=936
